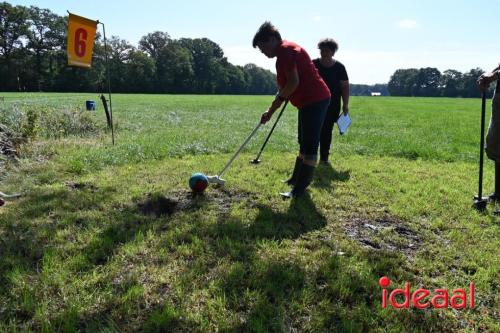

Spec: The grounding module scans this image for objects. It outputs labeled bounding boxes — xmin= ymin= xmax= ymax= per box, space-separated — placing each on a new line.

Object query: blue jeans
xmin=297 ymin=98 xmax=330 ymax=161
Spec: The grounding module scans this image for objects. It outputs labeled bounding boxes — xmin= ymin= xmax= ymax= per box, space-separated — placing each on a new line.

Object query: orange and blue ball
xmin=189 ymin=172 xmax=208 ymax=192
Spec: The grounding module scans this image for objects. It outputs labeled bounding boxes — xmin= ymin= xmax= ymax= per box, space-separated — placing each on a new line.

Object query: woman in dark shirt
xmin=313 ymin=38 xmax=350 ymax=163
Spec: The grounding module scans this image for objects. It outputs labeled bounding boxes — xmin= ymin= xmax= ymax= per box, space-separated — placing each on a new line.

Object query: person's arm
xmin=478 ymin=66 xmax=500 ymax=91
xmin=277 ymin=67 xmax=299 ymax=101
xmin=341 ymin=80 xmax=349 ymax=114
xmin=261 ymin=67 xmax=299 ymax=124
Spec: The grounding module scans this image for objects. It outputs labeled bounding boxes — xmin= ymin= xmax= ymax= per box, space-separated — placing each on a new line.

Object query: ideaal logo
xmin=379 ymin=276 xmax=475 ymax=309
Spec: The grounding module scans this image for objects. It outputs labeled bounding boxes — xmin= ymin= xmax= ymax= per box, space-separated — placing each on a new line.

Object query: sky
xmin=9 ymin=0 xmax=500 ymax=84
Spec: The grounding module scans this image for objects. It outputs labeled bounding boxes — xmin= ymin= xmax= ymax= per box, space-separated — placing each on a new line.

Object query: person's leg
xmin=281 ymin=98 xmax=329 ymax=198
xmin=284 ymin=110 xmax=304 ymax=185
xmin=494 ymin=161 xmax=500 ymax=215
xmin=486 ymin=91 xmax=500 ymax=210
xmin=486 ymin=91 xmax=500 ymax=201
xmin=319 ymin=107 xmax=335 ymax=163
xmin=492 ymin=161 xmax=500 ymax=201
xmin=284 ymin=156 xmax=303 ymax=185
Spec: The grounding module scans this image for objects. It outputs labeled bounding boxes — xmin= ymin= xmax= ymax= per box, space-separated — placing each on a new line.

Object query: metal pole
xmin=219 ymin=122 xmax=262 ymax=177
xmin=99 ymin=21 xmax=114 ymax=145
xmin=250 ymin=100 xmax=288 ymax=164
xmin=478 ymin=92 xmax=486 ymax=198
xmin=473 ymin=92 xmax=488 ymax=211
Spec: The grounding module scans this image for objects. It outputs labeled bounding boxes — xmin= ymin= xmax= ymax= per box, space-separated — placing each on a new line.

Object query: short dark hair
xmin=252 ymin=21 xmax=282 ymax=48
xmin=318 ymin=38 xmax=339 ymax=54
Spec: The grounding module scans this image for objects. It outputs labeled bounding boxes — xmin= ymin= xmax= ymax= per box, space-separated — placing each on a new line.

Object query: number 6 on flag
xmin=67 ymin=13 xmax=97 ymax=68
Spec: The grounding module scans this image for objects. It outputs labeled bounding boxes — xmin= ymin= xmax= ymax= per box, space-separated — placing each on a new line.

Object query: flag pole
xmin=97 ymin=20 xmax=114 ymax=145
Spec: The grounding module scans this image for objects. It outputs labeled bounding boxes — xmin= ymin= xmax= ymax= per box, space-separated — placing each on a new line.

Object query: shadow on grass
xmin=0 ymin=183 xmax=117 ymax=284
xmin=143 ymin=194 xmax=454 ymax=332
xmin=141 ymin=193 xmax=328 ymax=332
xmin=313 ymin=162 xmax=351 ymax=189
xmin=212 ymin=193 xmax=327 ymax=245
xmin=0 ymin=183 xmax=459 ymax=332
xmin=0 ymin=183 xmax=127 ymax=327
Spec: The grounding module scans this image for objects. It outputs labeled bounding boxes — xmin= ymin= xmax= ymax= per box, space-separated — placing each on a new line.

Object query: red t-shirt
xmin=276 ymin=40 xmax=330 ymax=109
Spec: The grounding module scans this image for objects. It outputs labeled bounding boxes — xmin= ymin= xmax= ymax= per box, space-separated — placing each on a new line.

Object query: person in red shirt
xmin=253 ymin=22 xmax=331 ymax=198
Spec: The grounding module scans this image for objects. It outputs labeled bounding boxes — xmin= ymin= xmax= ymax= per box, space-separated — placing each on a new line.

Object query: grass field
xmin=0 ymin=93 xmax=498 ymax=332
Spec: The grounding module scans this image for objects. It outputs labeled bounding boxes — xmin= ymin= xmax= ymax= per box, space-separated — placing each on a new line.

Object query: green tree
xmin=219 ymin=62 xmax=248 ymax=94
xmin=125 ymin=50 xmax=156 ymax=92
xmin=0 ymin=2 xmax=29 ymax=90
xmin=107 ymin=36 xmax=135 ymax=92
xmin=440 ymin=69 xmax=463 ymax=97
xmin=26 ymin=6 xmax=65 ymax=90
xmin=0 ymin=4 xmax=277 ymax=94
xmin=178 ymin=37 xmax=225 ymax=93
xmin=460 ymin=68 xmax=484 ymax=98
xmin=156 ymin=40 xmax=194 ymax=93
xmin=388 ymin=68 xmax=419 ymax=96
xmin=138 ymin=31 xmax=171 ymax=62
xmin=243 ymin=63 xmax=276 ymax=94
xmin=138 ymin=31 xmax=171 ymax=92
xmin=415 ymin=67 xmax=441 ymax=97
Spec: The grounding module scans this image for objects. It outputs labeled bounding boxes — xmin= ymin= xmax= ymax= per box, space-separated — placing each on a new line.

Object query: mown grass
xmin=0 ymin=93 xmax=498 ymax=332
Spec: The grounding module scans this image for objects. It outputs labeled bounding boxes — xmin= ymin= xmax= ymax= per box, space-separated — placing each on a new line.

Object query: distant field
xmin=0 ymin=94 xmax=498 ymax=332
xmin=0 ymin=93 xmax=490 ymax=167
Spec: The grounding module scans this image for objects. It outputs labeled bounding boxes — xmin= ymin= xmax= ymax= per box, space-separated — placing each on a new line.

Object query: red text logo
xmin=379 ymin=276 xmax=475 ymax=309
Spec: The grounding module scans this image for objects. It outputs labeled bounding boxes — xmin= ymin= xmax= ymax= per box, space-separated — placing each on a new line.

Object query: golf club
xmin=0 ymin=191 xmax=22 ymax=199
xmin=250 ymin=100 xmax=289 ymax=164
xmin=473 ymin=92 xmax=488 ymax=211
xmin=207 ymin=121 xmax=262 ymax=186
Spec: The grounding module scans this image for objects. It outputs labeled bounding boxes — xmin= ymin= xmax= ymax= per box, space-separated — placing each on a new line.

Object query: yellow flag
xmin=67 ymin=13 xmax=97 ymax=68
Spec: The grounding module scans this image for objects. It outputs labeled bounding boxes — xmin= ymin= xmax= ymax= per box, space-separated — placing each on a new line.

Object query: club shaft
xmin=219 ymin=122 xmax=261 ymax=177
xmin=254 ymin=100 xmax=288 ymax=161
xmin=478 ymin=92 xmax=486 ymax=198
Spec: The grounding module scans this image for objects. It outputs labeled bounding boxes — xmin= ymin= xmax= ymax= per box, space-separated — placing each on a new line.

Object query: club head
xmin=473 ymin=195 xmax=488 ymax=212
xmin=207 ymin=175 xmax=226 ymax=186
xmin=250 ymin=159 xmax=261 ymax=164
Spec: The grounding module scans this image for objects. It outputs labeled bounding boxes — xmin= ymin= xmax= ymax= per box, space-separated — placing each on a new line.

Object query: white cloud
xmin=398 ymin=19 xmax=418 ymax=29
xmin=223 ymin=45 xmax=276 ymax=72
xmin=313 ymin=16 xmax=322 ymax=22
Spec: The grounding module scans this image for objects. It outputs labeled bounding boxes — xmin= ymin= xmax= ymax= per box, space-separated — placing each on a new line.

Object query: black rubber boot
xmin=283 ymin=157 xmax=303 ymax=186
xmin=496 ymin=162 xmax=500 ymax=201
xmin=488 ymin=162 xmax=500 ymax=202
xmin=280 ymin=164 xmax=315 ymax=198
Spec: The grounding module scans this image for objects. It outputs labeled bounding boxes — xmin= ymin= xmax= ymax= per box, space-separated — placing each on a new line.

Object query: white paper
xmin=337 ymin=113 xmax=351 ymax=135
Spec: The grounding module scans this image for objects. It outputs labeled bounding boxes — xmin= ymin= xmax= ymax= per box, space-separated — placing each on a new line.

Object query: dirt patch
xmin=64 ymin=181 xmax=98 ymax=192
xmin=209 ymin=186 xmax=258 ymax=214
xmin=138 ymin=195 xmax=180 ymax=216
xmin=137 ymin=187 xmax=258 ymax=218
xmin=343 ymin=215 xmax=421 ymax=257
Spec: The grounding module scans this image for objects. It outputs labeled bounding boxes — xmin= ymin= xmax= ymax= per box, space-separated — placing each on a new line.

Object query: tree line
xmin=350 ymin=84 xmax=389 ymax=96
xmin=387 ymin=67 xmax=495 ymax=98
xmin=3 ymin=2 xmax=495 ymax=97
xmin=0 ymin=2 xmax=276 ymax=94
